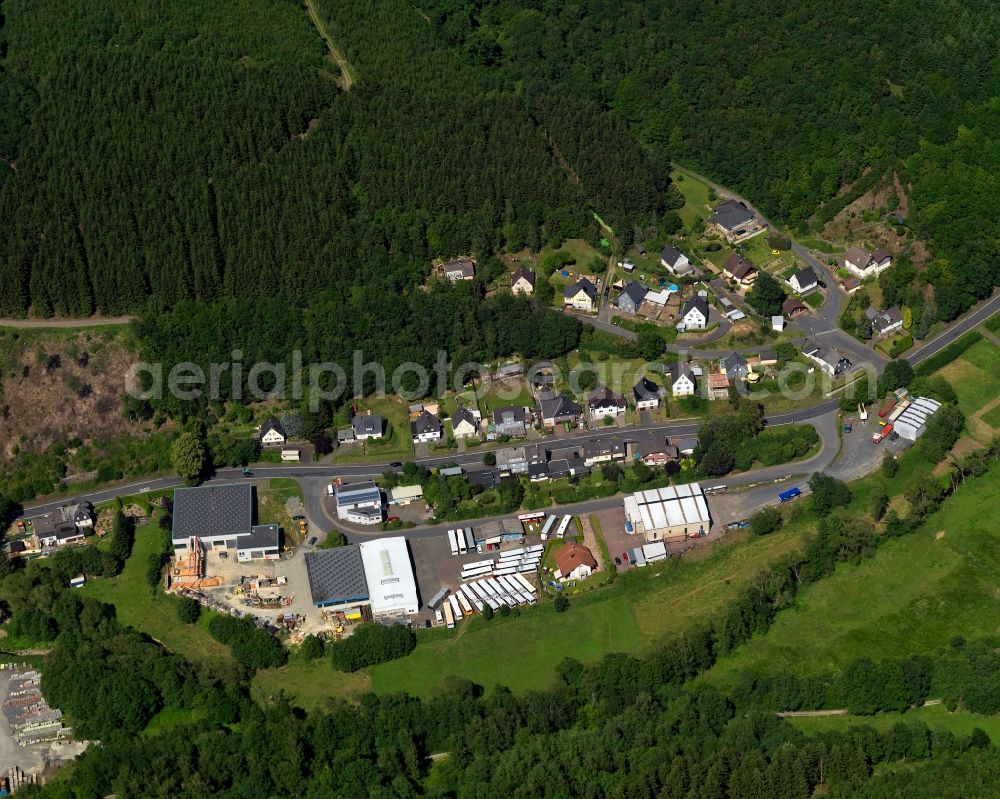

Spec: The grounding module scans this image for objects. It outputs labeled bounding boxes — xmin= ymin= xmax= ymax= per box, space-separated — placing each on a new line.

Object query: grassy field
xmin=252 ymin=657 xmax=371 ymax=711
xmin=980 ymin=403 xmax=1000 ymax=431
xmin=671 ymin=170 xmax=712 ymax=227
xmin=255 ymin=477 xmax=304 ymax=543
xmin=706 ymin=462 xmax=1000 ymax=690
xmin=80 ymin=513 xmax=235 ymax=669
xmin=479 ymin=380 xmax=535 ymax=414
xmin=937 ymin=339 xmax=1000 ymax=417
xmin=788 ymin=704 xmax=1000 ymax=741
xmin=369 ymin=524 xmax=809 ymax=698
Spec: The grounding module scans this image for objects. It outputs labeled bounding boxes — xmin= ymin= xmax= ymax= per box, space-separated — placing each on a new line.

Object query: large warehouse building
xmin=624 ymin=483 xmax=711 ymax=542
xmin=170 ymin=483 xmax=280 ymax=561
xmin=893 ymin=397 xmax=942 ymax=441
xmin=305 ymin=536 xmax=419 ymax=619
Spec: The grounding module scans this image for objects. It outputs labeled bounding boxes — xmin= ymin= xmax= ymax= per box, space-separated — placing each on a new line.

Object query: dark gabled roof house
xmin=410 ymin=410 xmax=442 ymax=439
xmin=564 ymin=278 xmax=598 ymax=302
xmin=617 ymin=281 xmax=648 ymax=314
xmin=789 ymin=266 xmax=818 ymax=293
xmin=633 ymin=376 xmax=661 ymax=404
xmin=352 ymin=413 xmax=384 ymax=438
xmin=679 ymin=296 xmax=709 ymax=321
xmin=259 ymin=415 xmax=286 ymax=442
xmin=720 ymin=352 xmax=749 ymax=380
xmin=587 ymin=385 xmax=626 ymax=413
xmin=511 ymin=266 xmax=536 ymax=291
xmin=539 ymin=394 xmax=581 ymax=424
xmin=723 ymin=253 xmax=758 ymax=282
xmin=710 ymin=199 xmax=755 ymax=231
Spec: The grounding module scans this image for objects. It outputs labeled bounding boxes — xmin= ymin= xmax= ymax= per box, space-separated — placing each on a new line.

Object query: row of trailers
xmin=426 ymin=573 xmax=538 ymax=628
xmin=459 ymin=544 xmax=543 ymax=581
xmin=447 ymin=527 xmax=476 ymax=555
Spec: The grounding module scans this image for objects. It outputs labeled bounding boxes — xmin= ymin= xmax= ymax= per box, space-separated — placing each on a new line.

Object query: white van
xmin=326 ymin=483 xmax=335 ymax=497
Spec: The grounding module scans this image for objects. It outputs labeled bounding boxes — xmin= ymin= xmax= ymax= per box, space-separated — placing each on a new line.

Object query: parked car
xmin=622 ymin=552 xmax=629 ymax=563
xmin=307 ymin=536 xmax=317 ymax=546
xmin=387 ymin=515 xmax=400 ymax=522
xmin=292 ymin=514 xmax=305 ymax=521
xmin=390 ymin=461 xmax=403 ymax=468
xmin=614 ymin=556 xmax=622 ymax=566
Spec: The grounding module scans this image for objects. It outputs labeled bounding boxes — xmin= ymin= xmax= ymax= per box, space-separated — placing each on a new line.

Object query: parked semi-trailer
xmin=877 ymin=398 xmax=897 ymax=418
xmin=442 ymin=599 xmax=455 ymax=628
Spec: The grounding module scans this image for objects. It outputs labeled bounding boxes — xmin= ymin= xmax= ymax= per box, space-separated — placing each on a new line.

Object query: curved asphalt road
xmin=17 ymin=288 xmax=996 ymax=536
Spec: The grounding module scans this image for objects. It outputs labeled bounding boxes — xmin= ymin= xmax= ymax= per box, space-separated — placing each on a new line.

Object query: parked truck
xmin=872 ymin=423 xmax=893 ymax=444
xmin=778 ymin=487 xmax=802 ymax=503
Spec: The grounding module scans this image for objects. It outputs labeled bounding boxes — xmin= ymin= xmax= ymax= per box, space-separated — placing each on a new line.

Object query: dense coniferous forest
xmin=0 ymin=0 xmax=662 ymax=317
xmin=407 ymin=0 xmax=1000 ymax=319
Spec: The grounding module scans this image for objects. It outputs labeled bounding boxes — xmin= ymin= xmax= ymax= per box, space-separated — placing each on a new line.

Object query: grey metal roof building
xmin=171 ymin=483 xmax=254 ymax=545
xmin=894 ymin=397 xmax=942 ymax=441
xmin=304 ymin=547 xmax=370 ymax=608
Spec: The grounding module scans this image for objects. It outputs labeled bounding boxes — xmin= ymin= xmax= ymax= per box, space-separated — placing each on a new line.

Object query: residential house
xmin=351 ymin=413 xmax=384 ymax=440
xmin=788 ymin=266 xmax=819 ymax=294
xmin=633 ymin=376 xmax=661 ymax=410
xmin=660 ymin=245 xmax=693 ymax=275
xmin=757 ymin=349 xmax=778 ymax=366
xmin=583 ymin=437 xmax=627 ymax=467
xmin=865 ymin=306 xmax=904 ymax=337
xmin=663 ymin=363 xmax=697 ymax=397
xmin=511 ymin=267 xmax=536 ymax=296
xmin=450 ymin=407 xmax=481 ymax=440
xmin=496 ymin=363 xmax=524 ymax=379
xmin=709 ymin=199 xmax=761 ymax=242
xmin=442 ymin=258 xmax=475 ymax=281
xmin=496 ymin=446 xmax=529 ymax=475
xmin=802 ymin=341 xmax=852 ymax=377
xmin=539 ymin=394 xmax=582 ymax=428
xmin=492 ymin=406 xmax=528 ymax=437
xmin=707 ymin=373 xmax=731 ymax=400
xmin=624 ymin=431 xmax=677 ymax=466
xmin=720 ymin=352 xmax=749 ymax=382
xmin=466 ymin=468 xmax=504 ymax=488
xmin=843 ymin=247 xmax=892 ymax=278
xmin=564 ymin=278 xmax=598 ymax=311
xmin=34 ymin=514 xmax=85 ymax=548
xmin=410 ymin=410 xmax=443 ymax=443
xmin=554 ymin=542 xmax=598 ymax=581
xmin=679 ymin=296 xmax=709 ymax=329
xmin=259 ymin=416 xmax=287 ymax=447
xmin=616 ymin=281 xmax=648 ymax=315
xmin=722 ymin=253 xmax=758 ymax=285
xmin=619 ymin=260 xmax=636 ymax=273
xmin=587 ymin=386 xmax=626 ymax=421
xmin=782 ymin=298 xmax=809 ymax=318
